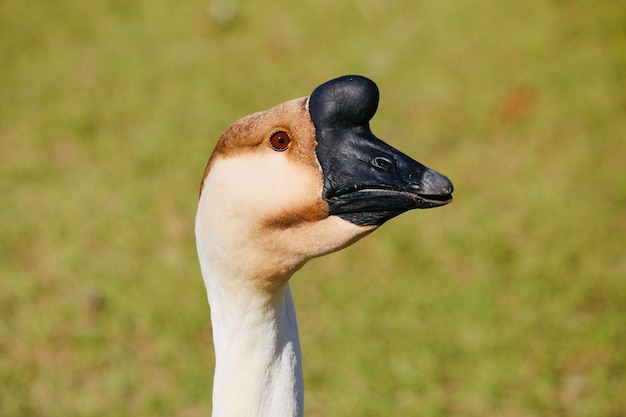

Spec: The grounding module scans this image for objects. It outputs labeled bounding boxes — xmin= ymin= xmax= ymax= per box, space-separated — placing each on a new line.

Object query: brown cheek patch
xmin=263 ymin=198 xmax=329 ymax=230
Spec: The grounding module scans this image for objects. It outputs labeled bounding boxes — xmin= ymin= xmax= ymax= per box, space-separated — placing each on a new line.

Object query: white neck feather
xmin=207 ymin=274 xmax=303 ymax=417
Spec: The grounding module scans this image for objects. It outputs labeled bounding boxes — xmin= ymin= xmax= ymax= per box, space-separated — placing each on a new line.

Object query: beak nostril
xmin=372 ymin=156 xmax=394 ymax=171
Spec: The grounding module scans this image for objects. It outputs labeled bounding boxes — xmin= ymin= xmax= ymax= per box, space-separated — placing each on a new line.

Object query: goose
xmin=195 ymin=75 xmax=453 ymax=417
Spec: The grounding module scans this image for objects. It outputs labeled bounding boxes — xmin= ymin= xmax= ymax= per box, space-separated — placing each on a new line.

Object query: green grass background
xmin=1 ymin=0 xmax=625 ymax=416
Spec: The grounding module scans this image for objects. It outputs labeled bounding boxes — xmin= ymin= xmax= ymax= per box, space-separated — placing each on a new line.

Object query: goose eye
xmin=269 ymin=131 xmax=291 ymax=151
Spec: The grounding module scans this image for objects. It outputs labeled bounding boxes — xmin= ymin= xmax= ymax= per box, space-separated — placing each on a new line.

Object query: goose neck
xmin=208 ymin=280 xmax=304 ymax=417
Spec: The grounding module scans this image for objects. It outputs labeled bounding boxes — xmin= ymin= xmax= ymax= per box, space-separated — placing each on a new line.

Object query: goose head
xmin=196 ymin=75 xmax=453 ymax=291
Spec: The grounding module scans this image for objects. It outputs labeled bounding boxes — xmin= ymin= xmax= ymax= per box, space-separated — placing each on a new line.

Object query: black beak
xmin=309 ymin=75 xmax=453 ymax=227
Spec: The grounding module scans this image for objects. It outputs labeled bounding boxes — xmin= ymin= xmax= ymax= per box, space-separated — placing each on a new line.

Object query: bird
xmin=195 ymin=75 xmax=453 ymax=417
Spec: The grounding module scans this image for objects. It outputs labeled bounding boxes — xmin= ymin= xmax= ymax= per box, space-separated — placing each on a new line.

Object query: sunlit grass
xmin=1 ymin=0 xmax=625 ymax=416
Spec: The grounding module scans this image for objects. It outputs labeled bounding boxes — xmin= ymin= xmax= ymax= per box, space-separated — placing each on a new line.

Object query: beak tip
xmin=422 ymin=169 xmax=454 ymax=196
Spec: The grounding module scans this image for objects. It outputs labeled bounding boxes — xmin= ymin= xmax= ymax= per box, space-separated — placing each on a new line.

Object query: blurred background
xmin=1 ymin=0 xmax=625 ymax=416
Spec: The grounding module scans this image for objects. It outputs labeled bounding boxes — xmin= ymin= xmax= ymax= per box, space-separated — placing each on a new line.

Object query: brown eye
xmin=269 ymin=131 xmax=291 ymax=151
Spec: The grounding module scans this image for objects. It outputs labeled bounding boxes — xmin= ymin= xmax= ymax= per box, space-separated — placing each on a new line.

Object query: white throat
xmin=205 ymin=268 xmax=303 ymax=417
